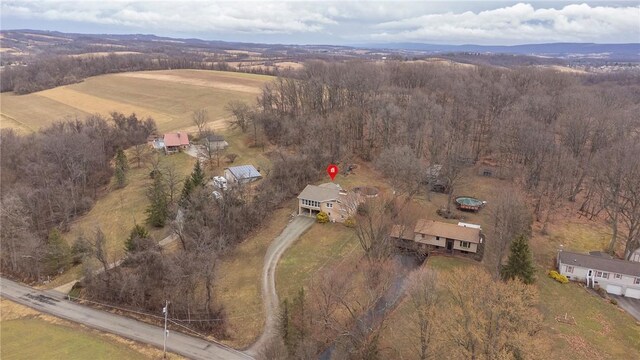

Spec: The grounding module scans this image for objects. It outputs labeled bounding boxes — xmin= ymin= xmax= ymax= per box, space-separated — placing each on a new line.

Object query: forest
xmin=1 ymin=60 xmax=639 ymax=358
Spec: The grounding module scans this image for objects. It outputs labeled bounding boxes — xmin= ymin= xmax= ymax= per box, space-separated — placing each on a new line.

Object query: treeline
xmin=0 ymin=113 xmax=155 ymax=280
xmin=254 ymin=60 xmax=640 ymax=259
xmin=0 ymin=53 xmax=278 ymax=94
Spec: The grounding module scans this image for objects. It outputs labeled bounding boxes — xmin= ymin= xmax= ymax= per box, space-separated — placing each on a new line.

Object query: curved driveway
xmin=246 ymin=216 xmax=315 ymax=356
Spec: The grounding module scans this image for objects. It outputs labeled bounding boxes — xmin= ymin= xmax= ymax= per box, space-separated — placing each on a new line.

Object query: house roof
xmin=164 ymin=132 xmax=190 ymax=147
xmin=390 ymin=225 xmax=414 ymax=240
xmin=414 ymin=219 xmax=481 ymax=243
xmin=226 ymin=165 xmax=261 ymax=180
xmin=298 ymin=183 xmax=342 ymax=202
xmin=558 ymin=251 xmax=640 ymax=277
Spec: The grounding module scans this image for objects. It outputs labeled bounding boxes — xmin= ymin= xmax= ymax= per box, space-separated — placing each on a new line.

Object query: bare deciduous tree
xmin=192 ymin=109 xmax=209 ymax=137
xmin=487 ymin=187 xmax=532 ymax=278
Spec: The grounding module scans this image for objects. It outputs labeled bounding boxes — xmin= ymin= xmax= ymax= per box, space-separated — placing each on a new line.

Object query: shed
xmin=224 ymin=165 xmax=262 ymax=184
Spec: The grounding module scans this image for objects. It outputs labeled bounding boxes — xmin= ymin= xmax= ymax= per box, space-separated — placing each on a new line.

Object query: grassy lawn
xmin=0 ymin=70 xmax=272 ymax=133
xmin=276 ymin=222 xmax=362 ymax=303
xmin=45 ymin=152 xmax=195 ymax=289
xmin=0 ymin=299 xmax=179 ymax=360
xmin=215 ymin=200 xmax=297 ymax=349
xmin=538 ymin=271 xmax=640 ymax=359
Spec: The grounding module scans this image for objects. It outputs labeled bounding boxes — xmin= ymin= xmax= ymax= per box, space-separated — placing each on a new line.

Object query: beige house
xmin=297 ymin=183 xmax=359 ymax=223
xmin=391 ymin=219 xmax=484 ymax=255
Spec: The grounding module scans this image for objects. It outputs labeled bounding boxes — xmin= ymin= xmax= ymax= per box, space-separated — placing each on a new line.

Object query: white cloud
xmin=1 ymin=1 xmax=337 ymax=34
xmin=370 ymin=3 xmax=640 ymax=44
xmin=1 ymin=1 xmax=638 ymax=44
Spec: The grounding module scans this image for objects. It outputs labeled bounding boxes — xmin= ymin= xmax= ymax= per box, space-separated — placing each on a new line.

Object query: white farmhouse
xmin=557 ymin=250 xmax=640 ymax=299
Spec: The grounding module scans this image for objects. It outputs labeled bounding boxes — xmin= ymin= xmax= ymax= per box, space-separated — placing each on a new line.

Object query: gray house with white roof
xmin=557 ymin=250 xmax=640 ymax=299
xmin=224 ymin=165 xmax=262 ymax=184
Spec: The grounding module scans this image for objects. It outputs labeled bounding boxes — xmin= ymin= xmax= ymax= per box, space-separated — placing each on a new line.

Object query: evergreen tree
xmin=180 ymin=161 xmax=205 ymax=205
xmin=501 ymin=234 xmax=536 ymax=284
xmin=146 ymin=172 xmax=168 ymax=227
xmin=190 ymin=160 xmax=205 ymax=187
xmin=180 ymin=176 xmax=194 ymax=205
xmin=125 ymin=224 xmax=151 ymax=253
xmin=114 ymin=148 xmax=129 ymax=188
xmin=280 ymin=299 xmax=292 ymax=354
xmin=46 ymin=228 xmax=71 ymax=274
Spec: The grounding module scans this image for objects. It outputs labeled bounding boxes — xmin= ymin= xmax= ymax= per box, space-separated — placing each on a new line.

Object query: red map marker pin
xmin=327 ymin=164 xmax=339 ymax=181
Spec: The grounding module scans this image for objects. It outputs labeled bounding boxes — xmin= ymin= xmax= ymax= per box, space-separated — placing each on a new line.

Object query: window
xmin=327 ymin=203 xmax=333 ymax=208
xmin=596 ymin=272 xmax=609 ymax=279
xmin=436 ymin=236 xmax=440 ymax=241
xmin=565 ymin=266 xmax=574 ymax=274
xmin=459 ymin=241 xmax=471 ymax=249
xmin=595 ymin=271 xmax=602 ymax=277
xmin=614 ymin=273 xmax=622 ymax=280
xmin=635 ymin=278 xmax=640 ymax=285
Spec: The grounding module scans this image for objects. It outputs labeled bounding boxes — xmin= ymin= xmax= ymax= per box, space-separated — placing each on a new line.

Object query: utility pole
xmin=163 ymin=300 xmax=169 ymax=359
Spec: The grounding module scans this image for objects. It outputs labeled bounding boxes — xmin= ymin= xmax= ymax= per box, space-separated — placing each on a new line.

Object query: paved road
xmin=246 ymin=216 xmax=315 ymax=356
xmin=611 ymin=295 xmax=640 ymax=321
xmin=1 ymin=277 xmax=252 ymax=360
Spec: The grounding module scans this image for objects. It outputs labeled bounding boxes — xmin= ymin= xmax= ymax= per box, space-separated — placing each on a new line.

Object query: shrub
xmin=610 ymin=298 xmax=618 ymax=305
xmin=316 ymin=211 xmax=329 ymax=224
xmin=548 ymin=270 xmax=569 ymax=284
xmin=343 ymin=217 xmax=356 ymax=228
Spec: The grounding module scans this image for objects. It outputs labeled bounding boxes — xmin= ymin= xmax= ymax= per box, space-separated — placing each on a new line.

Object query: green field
xmin=0 ymin=299 xmax=177 ymax=360
xmin=0 ymin=70 xmax=272 ymax=133
xmin=276 ymin=222 xmax=361 ymax=303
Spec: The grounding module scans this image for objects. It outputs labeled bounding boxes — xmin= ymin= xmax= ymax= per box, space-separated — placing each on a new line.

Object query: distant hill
xmin=361 ymin=42 xmax=640 ymax=61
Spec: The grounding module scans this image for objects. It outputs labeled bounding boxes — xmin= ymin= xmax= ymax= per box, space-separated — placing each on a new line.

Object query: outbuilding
xmin=224 ymin=165 xmax=262 ymax=184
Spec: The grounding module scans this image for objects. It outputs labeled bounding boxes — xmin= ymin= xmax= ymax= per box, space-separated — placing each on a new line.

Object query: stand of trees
xmin=0 ymin=53 xmax=280 ymax=94
xmin=0 ymin=113 xmax=155 ymax=280
xmin=255 ymin=61 xmax=640 ymax=258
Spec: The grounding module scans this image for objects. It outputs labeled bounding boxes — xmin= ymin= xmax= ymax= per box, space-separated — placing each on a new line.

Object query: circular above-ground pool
xmin=455 ymin=196 xmax=486 ymax=212
xmin=353 ymin=186 xmax=380 ymax=197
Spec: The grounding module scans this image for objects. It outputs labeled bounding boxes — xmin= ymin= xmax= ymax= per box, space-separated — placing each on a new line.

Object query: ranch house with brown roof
xmin=391 ymin=219 xmax=485 ymax=260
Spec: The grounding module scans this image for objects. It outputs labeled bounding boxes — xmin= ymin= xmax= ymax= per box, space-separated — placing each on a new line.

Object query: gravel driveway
xmin=246 ymin=216 xmax=315 ymax=356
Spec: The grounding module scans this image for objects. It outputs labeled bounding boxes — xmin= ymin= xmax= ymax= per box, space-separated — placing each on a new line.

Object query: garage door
xmin=606 ymin=284 xmax=623 ymax=295
xmin=625 ymin=288 xmax=640 ymax=299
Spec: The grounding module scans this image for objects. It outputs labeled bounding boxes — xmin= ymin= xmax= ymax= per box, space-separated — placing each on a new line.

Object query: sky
xmin=1 ymin=1 xmax=639 ymax=45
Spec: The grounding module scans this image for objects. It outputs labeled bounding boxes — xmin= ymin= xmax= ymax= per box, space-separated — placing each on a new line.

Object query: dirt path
xmin=246 ymin=216 xmax=315 ymax=357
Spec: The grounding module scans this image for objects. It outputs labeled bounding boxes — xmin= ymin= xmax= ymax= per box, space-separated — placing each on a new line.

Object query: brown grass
xmin=115 ymin=72 xmax=264 ymax=94
xmin=44 ymin=152 xmax=195 ymax=289
xmin=215 ymin=202 xmax=297 ymax=348
xmin=0 ymin=69 xmax=272 ymax=133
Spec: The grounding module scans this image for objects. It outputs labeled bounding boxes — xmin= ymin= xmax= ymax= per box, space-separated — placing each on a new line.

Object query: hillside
xmin=0 ymin=69 xmax=272 ymax=133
